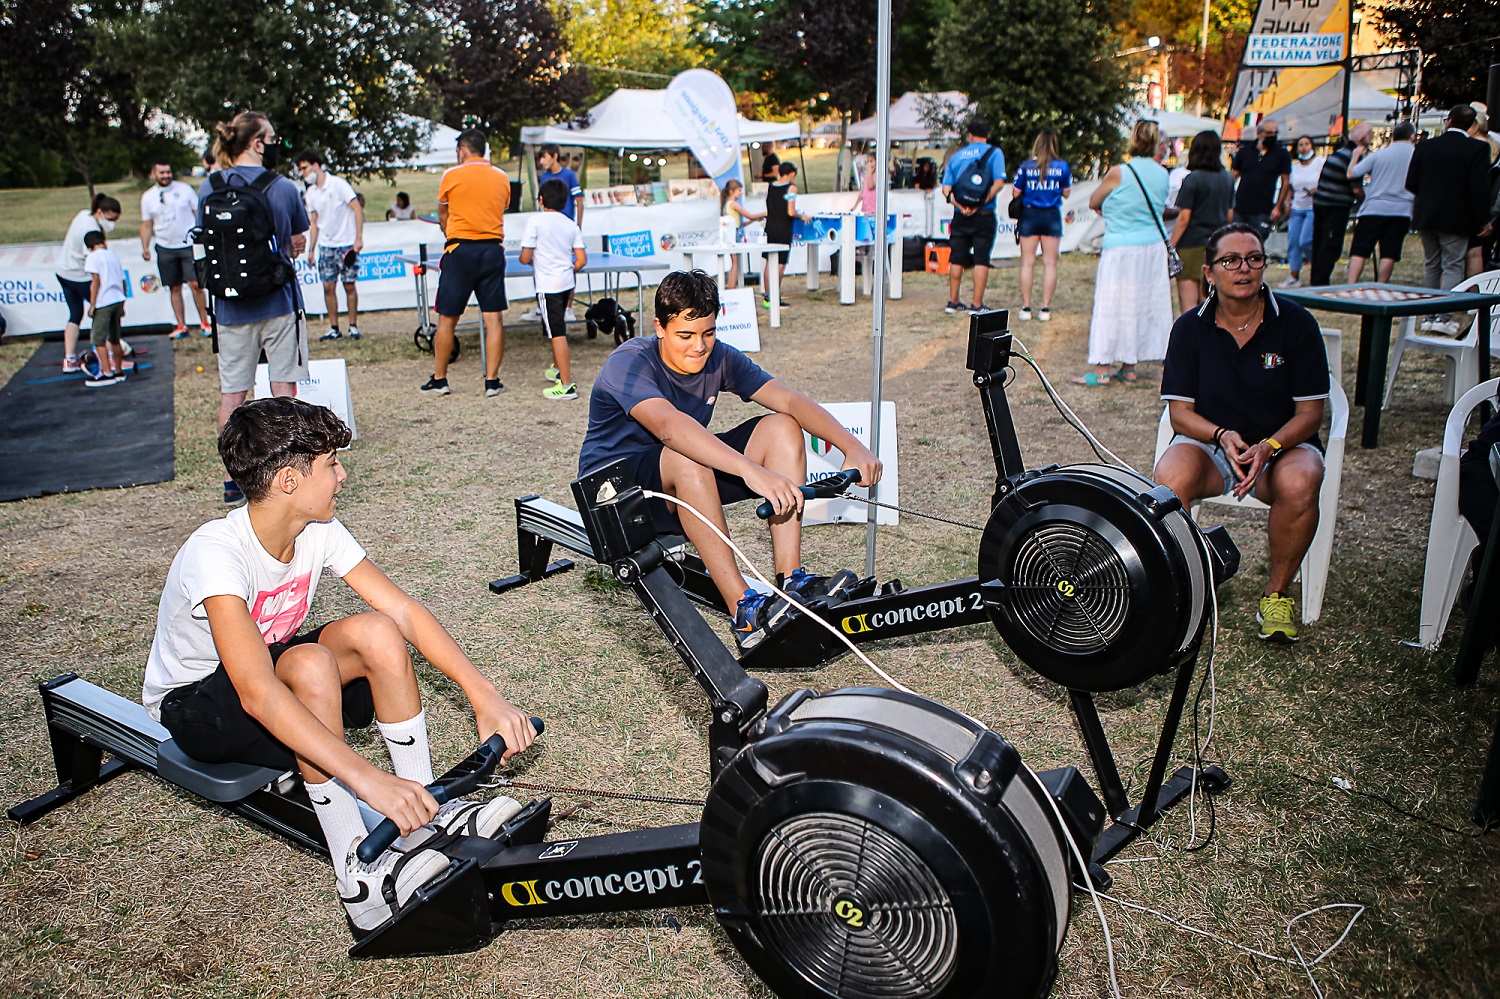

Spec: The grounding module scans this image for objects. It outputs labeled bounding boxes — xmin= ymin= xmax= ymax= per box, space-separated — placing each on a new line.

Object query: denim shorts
xmin=1018 ymin=205 xmax=1063 ymax=239
xmin=1167 ymin=433 xmax=1323 ymax=497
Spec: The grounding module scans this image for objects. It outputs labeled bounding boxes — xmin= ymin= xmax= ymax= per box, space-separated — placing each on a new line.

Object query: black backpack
xmin=949 ymin=146 xmax=998 ymax=210
xmin=193 ymin=171 xmax=295 ymax=302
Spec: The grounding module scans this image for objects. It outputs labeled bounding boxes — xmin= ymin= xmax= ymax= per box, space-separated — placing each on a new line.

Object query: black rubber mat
xmin=0 ymin=335 xmax=175 ymax=501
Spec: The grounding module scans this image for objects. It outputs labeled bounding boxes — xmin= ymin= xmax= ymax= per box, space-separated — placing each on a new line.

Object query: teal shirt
xmin=1101 ymin=158 xmax=1169 ymax=250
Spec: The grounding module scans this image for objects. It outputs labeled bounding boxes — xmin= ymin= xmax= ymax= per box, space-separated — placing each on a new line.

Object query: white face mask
xmin=1298 ymin=150 xmax=1314 ymax=161
xmin=99 ymin=217 xmax=117 ymax=232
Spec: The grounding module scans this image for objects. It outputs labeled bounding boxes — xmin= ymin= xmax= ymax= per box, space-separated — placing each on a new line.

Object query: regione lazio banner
xmin=1226 ymin=0 xmax=1350 ymax=139
xmin=665 ymin=69 xmax=743 ymax=189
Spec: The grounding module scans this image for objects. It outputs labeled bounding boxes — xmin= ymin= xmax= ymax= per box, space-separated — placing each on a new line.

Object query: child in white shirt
xmin=520 ymin=179 xmax=587 ymax=400
xmin=83 ymin=230 xmax=127 ymax=387
xmin=143 ymin=397 xmax=538 ymax=935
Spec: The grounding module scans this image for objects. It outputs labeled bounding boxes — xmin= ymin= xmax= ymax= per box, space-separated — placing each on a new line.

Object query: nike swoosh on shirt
xmin=388 ymin=735 xmax=417 ymax=746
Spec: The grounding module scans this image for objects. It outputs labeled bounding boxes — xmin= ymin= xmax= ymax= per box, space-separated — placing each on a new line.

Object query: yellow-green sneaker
xmin=543 ymin=381 xmax=578 ymax=401
xmin=1256 ymin=592 xmax=1299 ymax=643
xmin=543 ymin=364 xmax=560 ymax=382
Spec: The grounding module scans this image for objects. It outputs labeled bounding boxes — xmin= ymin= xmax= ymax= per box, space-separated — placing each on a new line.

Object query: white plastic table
xmin=684 ymin=242 xmax=791 ymax=329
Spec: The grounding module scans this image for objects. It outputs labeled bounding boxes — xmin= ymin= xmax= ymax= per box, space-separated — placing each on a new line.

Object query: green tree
xmin=99 ymin=0 xmax=445 ymax=179
xmin=934 ymin=0 xmax=1131 ymax=170
xmin=1127 ymin=0 xmax=1256 ymax=115
xmin=562 ymin=0 xmax=703 ymax=98
xmin=1379 ymin=0 xmax=1500 ymax=109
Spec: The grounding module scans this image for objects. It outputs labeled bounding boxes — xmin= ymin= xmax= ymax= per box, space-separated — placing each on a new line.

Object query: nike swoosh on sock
xmin=310 ymin=795 xmax=332 ymax=805
xmin=388 ymin=735 xmax=417 ymax=746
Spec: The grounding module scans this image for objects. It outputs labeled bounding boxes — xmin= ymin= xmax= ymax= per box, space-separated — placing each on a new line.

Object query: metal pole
xmin=865 ymin=0 xmax=893 ymax=577
xmin=1339 ymin=0 xmax=1356 ymax=140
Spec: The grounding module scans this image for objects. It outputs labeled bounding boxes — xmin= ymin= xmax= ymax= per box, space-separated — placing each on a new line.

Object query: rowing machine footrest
xmin=347 ymin=857 xmax=493 ymax=959
xmin=156 ymin=740 xmax=287 ymax=804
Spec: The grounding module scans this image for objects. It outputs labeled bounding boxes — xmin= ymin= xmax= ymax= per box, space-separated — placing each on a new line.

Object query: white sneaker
xmin=393 ymin=795 xmax=524 ymax=851
xmin=1017 ymin=306 xmax=1032 ymax=321
xmin=1278 ymin=277 xmax=1301 ymax=289
xmin=519 ymin=306 xmax=542 ymax=321
xmin=1419 ymin=316 xmax=1437 ymax=332
xmin=1432 ymin=319 xmax=1461 ymax=336
xmin=340 ymin=838 xmax=451 ymax=932
xmin=563 ymin=307 xmax=578 ymax=323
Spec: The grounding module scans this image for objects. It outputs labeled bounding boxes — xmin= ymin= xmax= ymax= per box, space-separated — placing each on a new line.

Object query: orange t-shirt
xmin=437 ymin=159 xmax=511 ymax=242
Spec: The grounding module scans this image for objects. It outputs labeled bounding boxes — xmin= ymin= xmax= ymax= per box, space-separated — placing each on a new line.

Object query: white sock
xmin=377 ymin=711 xmax=434 ymax=785
xmin=306 ymin=777 xmax=368 ymax=879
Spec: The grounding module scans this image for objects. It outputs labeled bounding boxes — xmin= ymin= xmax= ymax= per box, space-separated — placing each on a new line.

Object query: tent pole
xmin=865 ymin=0 xmax=893 ymax=577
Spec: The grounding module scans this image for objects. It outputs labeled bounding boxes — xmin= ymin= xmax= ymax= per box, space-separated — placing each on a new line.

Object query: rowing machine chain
xmin=837 ymin=493 xmax=986 ymax=533
xmin=482 ymin=776 xmax=703 ymax=808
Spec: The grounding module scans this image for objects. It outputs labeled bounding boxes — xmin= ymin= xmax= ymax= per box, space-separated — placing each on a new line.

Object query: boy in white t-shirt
xmin=142 ymin=397 xmax=537 ymax=935
xmin=295 ymin=150 xmax=365 ymax=341
xmin=83 ymin=230 xmax=128 ymax=387
xmin=520 ymin=179 xmax=586 ymax=401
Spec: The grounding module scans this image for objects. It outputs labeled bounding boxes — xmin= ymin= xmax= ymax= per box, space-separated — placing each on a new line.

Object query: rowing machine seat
xmin=156 ymin=740 xmax=286 ymax=803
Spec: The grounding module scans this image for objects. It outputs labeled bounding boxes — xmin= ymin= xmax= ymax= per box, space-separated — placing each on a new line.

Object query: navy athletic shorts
xmin=625 ymin=415 xmax=768 ymax=534
xmin=435 ymin=240 xmax=507 ymax=316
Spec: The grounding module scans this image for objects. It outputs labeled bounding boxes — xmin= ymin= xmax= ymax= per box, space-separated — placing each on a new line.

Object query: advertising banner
xmin=715 ymin=287 xmax=761 ymax=353
xmin=664 ymin=70 xmax=744 ymax=190
xmin=801 ymin=401 xmax=899 ymax=527
xmin=254 ymin=358 xmax=357 ymax=442
xmin=1226 ymin=0 xmax=1350 ymax=138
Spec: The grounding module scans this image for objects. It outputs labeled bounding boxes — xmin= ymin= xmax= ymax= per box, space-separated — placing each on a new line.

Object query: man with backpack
xmin=196 ymin=111 xmax=309 ymax=504
xmin=941 ymin=118 xmax=1007 ymax=314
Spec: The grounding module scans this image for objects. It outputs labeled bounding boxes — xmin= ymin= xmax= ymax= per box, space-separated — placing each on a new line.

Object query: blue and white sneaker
xmin=733 ymin=589 xmax=796 ymax=651
xmin=782 ymin=566 xmax=858 ymax=603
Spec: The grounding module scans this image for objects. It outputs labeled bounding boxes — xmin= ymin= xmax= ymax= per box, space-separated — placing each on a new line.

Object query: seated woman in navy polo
xmin=1154 ymin=222 xmax=1331 ymax=643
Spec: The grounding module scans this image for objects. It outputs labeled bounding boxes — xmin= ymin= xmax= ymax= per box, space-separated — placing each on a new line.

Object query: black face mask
xmin=261 ymin=140 xmax=279 ymax=170
xmin=1260 ymin=136 xmax=1277 ymax=152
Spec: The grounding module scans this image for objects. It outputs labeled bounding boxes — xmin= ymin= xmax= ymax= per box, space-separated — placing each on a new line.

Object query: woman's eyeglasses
xmin=1212 ymin=253 xmax=1268 ymax=271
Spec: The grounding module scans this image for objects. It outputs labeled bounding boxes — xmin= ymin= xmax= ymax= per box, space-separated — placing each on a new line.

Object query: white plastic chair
xmin=1410 ymin=377 xmax=1500 ymax=649
xmin=1383 ymin=269 xmax=1500 ymax=411
xmin=1151 ymin=329 xmax=1348 ymax=623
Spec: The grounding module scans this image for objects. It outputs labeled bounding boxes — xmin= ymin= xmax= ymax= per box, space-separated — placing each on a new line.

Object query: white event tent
xmin=847 ymin=91 xmax=972 ymax=142
xmin=518 ymin=88 xmax=799 ymax=150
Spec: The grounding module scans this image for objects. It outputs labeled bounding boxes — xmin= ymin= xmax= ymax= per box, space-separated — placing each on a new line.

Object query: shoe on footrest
xmin=341 ymin=838 xmax=452 ymax=932
xmin=782 ymin=566 xmax=858 ymax=604
xmin=733 ymin=589 xmax=796 ymax=652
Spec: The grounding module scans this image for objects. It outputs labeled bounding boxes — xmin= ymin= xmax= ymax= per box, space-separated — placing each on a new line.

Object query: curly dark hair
xmin=219 ymin=397 xmax=351 ymax=502
xmin=654 ymin=269 xmax=719 ymax=328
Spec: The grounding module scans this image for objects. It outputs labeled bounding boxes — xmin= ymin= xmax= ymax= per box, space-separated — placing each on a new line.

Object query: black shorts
xmin=156 ymin=245 xmax=196 ymax=287
xmin=158 ymin=625 xmax=375 ymax=771
xmin=948 ymin=210 xmax=996 ymax=267
xmin=627 ymin=416 xmax=767 ymax=533
xmin=537 ymin=290 xmax=569 ymax=340
xmin=1349 ymin=215 xmax=1409 ymax=262
xmin=435 ymin=240 xmax=507 ymax=316
xmin=56 ymin=275 xmax=92 ymax=325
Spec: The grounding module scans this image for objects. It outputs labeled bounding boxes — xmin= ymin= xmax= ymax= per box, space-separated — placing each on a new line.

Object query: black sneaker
xmin=224 ymin=479 xmax=244 ymax=505
xmin=419 ymin=376 xmax=450 ymax=395
xmin=732 ymin=589 xmax=796 ymax=652
xmin=83 ymin=372 xmax=120 ymax=388
xmin=781 ymin=567 xmax=858 ymax=604
xmin=944 ymin=301 xmax=962 ymax=315
xmin=320 ymin=328 xmax=343 ymax=341
xmin=347 ymin=325 xmax=361 ymax=340
xmin=485 ymin=379 xmax=506 ymax=397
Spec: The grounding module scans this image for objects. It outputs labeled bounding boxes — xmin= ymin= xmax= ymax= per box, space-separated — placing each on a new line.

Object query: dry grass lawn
xmin=1 ymin=245 xmax=1497 ymax=998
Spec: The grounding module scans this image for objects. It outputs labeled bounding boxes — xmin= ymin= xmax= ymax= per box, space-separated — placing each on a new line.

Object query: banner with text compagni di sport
xmin=1225 ymin=0 xmax=1351 ymax=140
xmin=665 ymin=70 xmax=744 ymax=191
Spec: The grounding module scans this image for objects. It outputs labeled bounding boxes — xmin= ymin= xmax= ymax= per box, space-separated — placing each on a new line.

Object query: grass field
xmin=0 ymin=237 xmax=1497 ymax=998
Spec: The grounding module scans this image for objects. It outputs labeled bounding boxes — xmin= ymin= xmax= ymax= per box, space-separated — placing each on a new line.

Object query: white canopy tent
xmin=518 ymin=88 xmax=799 ymax=149
xmin=1123 ymin=105 xmax=1224 ymax=139
xmin=401 ymin=121 xmax=464 ymax=168
xmin=847 ymin=91 xmax=972 ymax=142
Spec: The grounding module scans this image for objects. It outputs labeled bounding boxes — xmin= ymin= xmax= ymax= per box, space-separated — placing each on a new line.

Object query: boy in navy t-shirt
xmin=578 ymin=270 xmax=882 ymax=650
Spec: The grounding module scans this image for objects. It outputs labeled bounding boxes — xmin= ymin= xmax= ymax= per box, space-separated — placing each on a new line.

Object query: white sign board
xmin=255 ymin=358 xmax=357 ymax=442
xmin=802 ymin=401 xmax=898 ymax=526
xmin=715 ymin=287 xmax=761 ymax=353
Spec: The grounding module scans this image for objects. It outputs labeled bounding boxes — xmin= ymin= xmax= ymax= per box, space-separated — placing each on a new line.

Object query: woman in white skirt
xmin=1072 ymin=120 xmax=1173 ymax=386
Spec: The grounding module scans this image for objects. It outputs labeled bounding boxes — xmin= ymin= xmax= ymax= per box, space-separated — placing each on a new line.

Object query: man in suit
xmin=1406 ymin=104 xmax=1494 ymax=333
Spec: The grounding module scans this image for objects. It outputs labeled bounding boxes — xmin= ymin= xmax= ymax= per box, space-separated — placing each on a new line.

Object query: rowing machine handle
xmin=356 ymin=717 xmax=544 ymax=863
xmin=755 ymin=468 xmax=862 ymax=520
